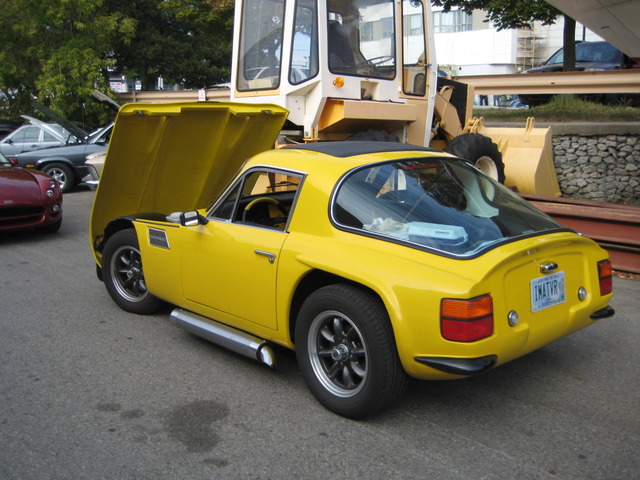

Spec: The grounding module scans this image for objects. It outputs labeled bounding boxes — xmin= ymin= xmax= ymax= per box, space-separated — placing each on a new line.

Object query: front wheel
xmin=295 ymin=284 xmax=407 ymax=419
xmin=444 ymin=133 xmax=505 ymax=184
xmin=102 ymin=229 xmax=162 ymax=314
xmin=42 ymin=163 xmax=75 ymax=193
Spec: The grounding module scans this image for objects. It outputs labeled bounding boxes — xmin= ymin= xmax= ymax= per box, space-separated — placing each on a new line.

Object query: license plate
xmin=531 ymin=271 xmax=566 ymax=312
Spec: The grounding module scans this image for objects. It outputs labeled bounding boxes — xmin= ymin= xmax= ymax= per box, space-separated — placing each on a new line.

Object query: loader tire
xmin=444 ymin=133 xmax=505 ymax=184
xmin=347 ymin=129 xmax=399 ymax=142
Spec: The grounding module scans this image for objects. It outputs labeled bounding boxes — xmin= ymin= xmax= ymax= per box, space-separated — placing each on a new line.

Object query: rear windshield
xmin=332 ymin=157 xmax=564 ymax=257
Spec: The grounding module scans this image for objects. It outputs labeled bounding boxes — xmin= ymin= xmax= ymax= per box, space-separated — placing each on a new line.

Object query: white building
xmin=433 ymin=7 xmax=606 ymax=77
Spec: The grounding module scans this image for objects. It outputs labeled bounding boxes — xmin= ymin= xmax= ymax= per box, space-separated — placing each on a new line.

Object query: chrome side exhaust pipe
xmin=169 ymin=309 xmax=277 ymax=368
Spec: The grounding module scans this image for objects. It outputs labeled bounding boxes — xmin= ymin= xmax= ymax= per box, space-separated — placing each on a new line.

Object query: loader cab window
xmin=327 ymin=0 xmax=395 ymax=79
xmin=237 ymin=0 xmax=286 ymax=91
xmin=402 ymin=0 xmax=427 ymax=96
xmin=290 ymin=0 xmax=318 ymax=85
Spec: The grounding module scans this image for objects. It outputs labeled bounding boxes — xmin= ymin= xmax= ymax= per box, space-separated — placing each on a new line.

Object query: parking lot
xmin=1 ymin=188 xmax=639 ymax=480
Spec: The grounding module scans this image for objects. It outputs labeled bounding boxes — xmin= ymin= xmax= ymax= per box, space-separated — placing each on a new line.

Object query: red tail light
xmin=598 ymin=260 xmax=612 ymax=296
xmin=441 ymin=295 xmax=493 ymax=342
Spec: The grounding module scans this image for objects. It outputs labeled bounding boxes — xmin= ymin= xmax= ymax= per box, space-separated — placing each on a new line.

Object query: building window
xmin=433 ymin=9 xmax=472 ymax=33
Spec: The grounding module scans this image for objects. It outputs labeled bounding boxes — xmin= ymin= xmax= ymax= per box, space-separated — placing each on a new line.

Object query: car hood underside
xmin=90 ymin=101 xmax=288 ymax=245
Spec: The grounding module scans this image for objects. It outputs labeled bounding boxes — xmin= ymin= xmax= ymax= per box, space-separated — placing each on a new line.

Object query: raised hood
xmin=31 ymin=102 xmax=89 ymax=141
xmin=21 ymin=115 xmax=70 ymax=144
xmin=90 ymin=101 xmax=288 ymax=247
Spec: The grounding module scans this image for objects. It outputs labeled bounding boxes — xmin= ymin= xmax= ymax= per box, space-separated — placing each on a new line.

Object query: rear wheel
xmin=444 ymin=133 xmax=505 ymax=183
xmin=295 ymin=284 xmax=407 ymax=419
xmin=102 ymin=229 xmax=162 ymax=314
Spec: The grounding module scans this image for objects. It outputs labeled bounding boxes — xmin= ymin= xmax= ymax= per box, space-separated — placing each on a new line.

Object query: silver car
xmin=0 ymin=116 xmax=71 ymax=156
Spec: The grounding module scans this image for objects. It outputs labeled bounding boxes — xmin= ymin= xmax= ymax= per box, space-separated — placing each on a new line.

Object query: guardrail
xmin=117 ymin=69 xmax=640 ymax=103
xmin=119 ymin=88 xmax=229 ymax=103
xmin=456 ymin=69 xmax=640 ymax=95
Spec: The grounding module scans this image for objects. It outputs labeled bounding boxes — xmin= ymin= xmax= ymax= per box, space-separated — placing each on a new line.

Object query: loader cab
xmin=231 ymin=0 xmax=437 ymax=143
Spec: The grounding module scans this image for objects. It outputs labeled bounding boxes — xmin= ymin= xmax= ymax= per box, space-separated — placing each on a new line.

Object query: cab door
xmin=181 ymin=167 xmax=302 ymax=331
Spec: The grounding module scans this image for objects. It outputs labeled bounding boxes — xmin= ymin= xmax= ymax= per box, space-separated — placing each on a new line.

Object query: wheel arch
xmin=36 ymin=157 xmax=76 ymax=170
xmin=97 ymin=212 xmax=169 ymax=254
xmin=95 ymin=213 xmax=165 ymax=283
xmin=288 ymin=269 xmax=394 ymax=347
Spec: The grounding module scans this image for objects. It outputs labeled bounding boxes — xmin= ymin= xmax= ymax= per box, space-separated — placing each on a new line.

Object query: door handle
xmin=254 ymin=250 xmax=276 ymax=264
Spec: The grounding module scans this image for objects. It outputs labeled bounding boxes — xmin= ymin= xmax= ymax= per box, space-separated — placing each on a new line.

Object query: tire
xmin=346 ymin=129 xmax=399 ymax=142
xmin=444 ymin=133 xmax=505 ymax=184
xmin=42 ymin=163 xmax=75 ymax=193
xmin=295 ymin=284 xmax=408 ymax=419
xmin=102 ymin=229 xmax=163 ymax=314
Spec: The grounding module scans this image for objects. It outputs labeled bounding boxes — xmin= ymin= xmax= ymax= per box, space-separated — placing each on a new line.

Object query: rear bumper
xmin=415 ymin=355 xmax=497 ymax=376
xmin=82 ymin=174 xmax=99 ymax=190
xmin=590 ymin=305 xmax=615 ymax=320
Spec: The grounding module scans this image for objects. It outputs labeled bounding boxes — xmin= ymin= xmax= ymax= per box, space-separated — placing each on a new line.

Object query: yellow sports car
xmin=90 ymin=102 xmax=614 ymax=418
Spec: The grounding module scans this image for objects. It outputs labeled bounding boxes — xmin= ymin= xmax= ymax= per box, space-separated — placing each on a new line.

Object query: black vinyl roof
xmin=281 ymin=141 xmax=438 ymax=158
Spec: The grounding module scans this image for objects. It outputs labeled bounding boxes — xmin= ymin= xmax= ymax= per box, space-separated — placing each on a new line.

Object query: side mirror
xmin=180 ymin=211 xmax=209 ymax=226
xmin=8 ymin=157 xmax=19 ymax=167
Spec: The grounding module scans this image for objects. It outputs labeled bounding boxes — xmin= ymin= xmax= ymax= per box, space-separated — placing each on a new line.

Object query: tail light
xmin=597 ymin=260 xmax=612 ymax=296
xmin=441 ymin=295 xmax=493 ymax=342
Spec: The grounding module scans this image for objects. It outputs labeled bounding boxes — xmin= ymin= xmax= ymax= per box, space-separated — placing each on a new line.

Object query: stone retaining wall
xmin=552 ymin=134 xmax=640 ymax=206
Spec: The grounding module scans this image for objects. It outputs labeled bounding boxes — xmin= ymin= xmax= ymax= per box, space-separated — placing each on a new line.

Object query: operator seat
xmin=328 ymin=21 xmax=356 ymax=74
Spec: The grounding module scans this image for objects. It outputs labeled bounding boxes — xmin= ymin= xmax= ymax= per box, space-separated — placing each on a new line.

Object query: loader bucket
xmin=477 ymin=118 xmax=560 ymax=197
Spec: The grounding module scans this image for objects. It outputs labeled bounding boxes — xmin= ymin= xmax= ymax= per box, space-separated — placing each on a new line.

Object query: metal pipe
xmin=169 ymin=309 xmax=277 ymax=368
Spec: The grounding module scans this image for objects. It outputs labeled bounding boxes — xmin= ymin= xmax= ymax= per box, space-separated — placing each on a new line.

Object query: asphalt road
xmin=1 ymin=188 xmax=639 ymax=480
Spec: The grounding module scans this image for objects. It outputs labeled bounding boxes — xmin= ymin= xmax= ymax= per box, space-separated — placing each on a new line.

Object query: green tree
xmin=0 ymin=0 xmax=135 ymax=125
xmin=0 ymin=0 xmax=233 ymax=125
xmin=431 ymin=0 xmax=578 ymax=71
xmin=107 ymin=0 xmax=233 ymax=91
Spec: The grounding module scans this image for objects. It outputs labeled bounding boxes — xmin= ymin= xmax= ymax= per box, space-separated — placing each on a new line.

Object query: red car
xmin=0 ymin=152 xmax=63 ymax=233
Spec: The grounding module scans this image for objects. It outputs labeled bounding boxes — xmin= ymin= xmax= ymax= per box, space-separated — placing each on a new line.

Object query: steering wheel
xmin=242 ymin=197 xmax=287 ymax=227
xmin=367 ymin=55 xmax=394 ymax=66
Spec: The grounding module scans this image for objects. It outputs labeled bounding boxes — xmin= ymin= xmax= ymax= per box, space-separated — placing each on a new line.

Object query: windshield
xmin=327 ymin=0 xmax=395 ymax=79
xmin=87 ymin=123 xmax=113 ymax=144
xmin=333 ymin=158 xmax=563 ymax=257
xmin=237 ymin=0 xmax=286 ymax=91
xmin=547 ymin=42 xmax=621 ymax=65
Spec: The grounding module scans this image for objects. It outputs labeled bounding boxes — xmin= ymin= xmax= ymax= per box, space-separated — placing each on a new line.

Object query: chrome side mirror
xmin=179 ymin=211 xmax=209 ymax=226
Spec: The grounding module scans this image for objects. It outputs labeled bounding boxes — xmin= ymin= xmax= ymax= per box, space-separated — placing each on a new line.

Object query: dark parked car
xmin=5 ymin=92 xmax=120 ymax=193
xmin=8 ymin=122 xmax=112 ymax=193
xmin=0 ymin=152 xmax=62 ymax=233
xmin=519 ymin=41 xmax=639 ymax=106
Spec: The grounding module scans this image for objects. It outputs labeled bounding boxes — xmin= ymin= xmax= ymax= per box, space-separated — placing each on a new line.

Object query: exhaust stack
xmin=169 ymin=309 xmax=277 ymax=368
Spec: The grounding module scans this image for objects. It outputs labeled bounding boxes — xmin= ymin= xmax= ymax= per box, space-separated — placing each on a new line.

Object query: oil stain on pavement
xmin=96 ymin=399 xmax=229 ymax=454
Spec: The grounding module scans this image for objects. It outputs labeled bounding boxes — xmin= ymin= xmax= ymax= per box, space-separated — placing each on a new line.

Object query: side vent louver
xmin=148 ymin=228 xmax=170 ymax=249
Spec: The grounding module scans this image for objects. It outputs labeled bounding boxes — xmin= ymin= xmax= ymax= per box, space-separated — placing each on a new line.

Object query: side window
xmin=42 ymin=130 xmax=60 ymax=142
xmin=290 ymin=0 xmax=318 ymax=85
xmin=210 ymin=169 xmax=302 ymax=230
xmin=12 ymin=126 xmax=40 ymax=144
xmin=402 ymin=0 xmax=427 ymax=96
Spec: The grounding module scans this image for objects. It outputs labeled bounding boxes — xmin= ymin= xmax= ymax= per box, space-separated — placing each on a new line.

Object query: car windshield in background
xmin=546 ymin=42 xmax=621 ymax=66
xmin=333 ymin=158 xmax=563 ymax=257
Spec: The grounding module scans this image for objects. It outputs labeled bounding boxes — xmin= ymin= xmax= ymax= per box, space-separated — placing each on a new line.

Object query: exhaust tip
xmin=257 ymin=344 xmax=277 ymax=369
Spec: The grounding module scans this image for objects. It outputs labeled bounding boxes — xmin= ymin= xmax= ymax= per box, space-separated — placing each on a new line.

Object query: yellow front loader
xmin=230 ymin=0 xmax=559 ymax=196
